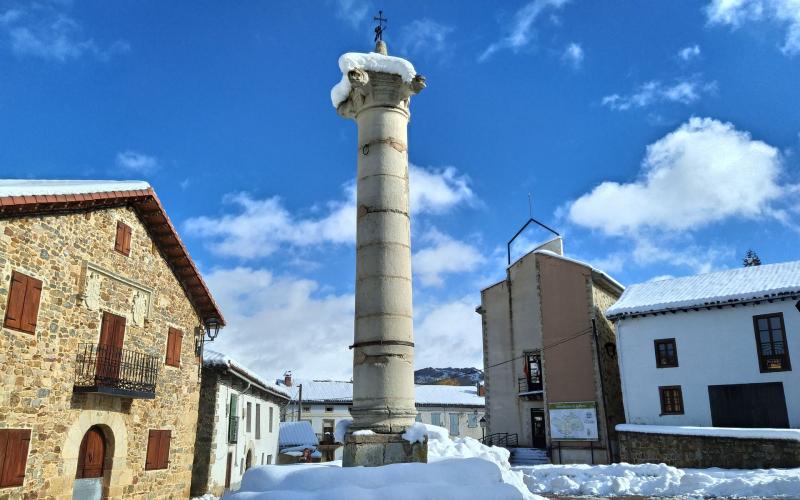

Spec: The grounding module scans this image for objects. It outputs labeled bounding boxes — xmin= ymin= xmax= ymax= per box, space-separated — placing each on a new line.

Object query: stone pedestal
xmin=343 ymin=433 xmax=427 ymax=467
xmin=336 ymin=42 xmax=427 ymax=466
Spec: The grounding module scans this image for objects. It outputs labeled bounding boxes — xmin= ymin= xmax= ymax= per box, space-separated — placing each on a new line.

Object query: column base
xmin=342 ymin=432 xmax=428 ymax=467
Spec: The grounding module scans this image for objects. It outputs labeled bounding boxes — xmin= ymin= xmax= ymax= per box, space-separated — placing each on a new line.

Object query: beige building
xmin=477 ymin=237 xmax=625 ymax=464
xmin=0 ymin=180 xmax=224 ymax=499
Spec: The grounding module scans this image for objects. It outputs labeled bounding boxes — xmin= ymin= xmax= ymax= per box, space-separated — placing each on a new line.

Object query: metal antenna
xmin=527 ymin=193 xmax=532 ymax=218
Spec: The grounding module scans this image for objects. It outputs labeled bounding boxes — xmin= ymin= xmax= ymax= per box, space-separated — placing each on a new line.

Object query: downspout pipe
xmin=592 ymin=318 xmax=614 ymax=463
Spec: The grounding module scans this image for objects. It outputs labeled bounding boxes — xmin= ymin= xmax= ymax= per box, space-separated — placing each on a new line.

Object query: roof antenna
xmin=507 ymin=191 xmax=560 ymax=266
xmin=528 ymin=192 xmax=533 ymax=219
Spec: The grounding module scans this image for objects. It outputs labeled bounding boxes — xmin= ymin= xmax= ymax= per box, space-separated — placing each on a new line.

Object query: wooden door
xmin=708 ymin=382 xmax=789 ymax=428
xmin=531 ymin=409 xmax=546 ymax=448
xmin=224 ymin=452 xmax=232 ymax=489
xmin=76 ymin=427 xmax=105 ymax=479
xmin=96 ymin=312 xmax=126 ymax=381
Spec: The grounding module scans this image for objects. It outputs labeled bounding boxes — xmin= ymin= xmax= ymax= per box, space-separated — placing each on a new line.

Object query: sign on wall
xmin=547 ymin=401 xmax=598 ymax=441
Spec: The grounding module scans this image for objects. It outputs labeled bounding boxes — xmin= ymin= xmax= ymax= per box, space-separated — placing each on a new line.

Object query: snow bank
xmin=617 ymin=423 xmax=800 ymax=441
xmin=228 ymin=420 xmax=543 ymax=500
xmin=330 ymin=52 xmax=416 ymax=108
xmin=516 ymin=463 xmax=800 ymax=498
xmin=333 ymin=419 xmax=351 ymax=444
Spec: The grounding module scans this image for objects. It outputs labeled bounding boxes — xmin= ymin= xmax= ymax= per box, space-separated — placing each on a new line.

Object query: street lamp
xmin=195 ymin=317 xmax=222 ymax=357
xmin=479 ymin=416 xmax=487 ymax=441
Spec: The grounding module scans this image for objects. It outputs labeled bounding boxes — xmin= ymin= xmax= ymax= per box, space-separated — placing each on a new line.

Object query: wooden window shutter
xmin=145 ymin=430 xmax=159 ymax=470
xmin=115 ymin=221 xmax=132 ymax=256
xmin=157 ymin=430 xmax=171 ymax=469
xmin=166 ymin=328 xmax=182 ymax=367
xmin=4 ymin=271 xmax=42 ymax=334
xmin=0 ymin=429 xmax=31 ymax=487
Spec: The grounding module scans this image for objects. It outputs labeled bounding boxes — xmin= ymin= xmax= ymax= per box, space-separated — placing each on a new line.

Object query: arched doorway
xmin=245 ymin=449 xmax=253 ymax=471
xmin=73 ymin=426 xmax=107 ymax=500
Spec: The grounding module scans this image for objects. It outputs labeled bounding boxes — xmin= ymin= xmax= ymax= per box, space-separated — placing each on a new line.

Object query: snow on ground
xmin=227 ymin=422 xmax=542 ymax=500
xmin=515 ymin=462 xmax=800 ymax=498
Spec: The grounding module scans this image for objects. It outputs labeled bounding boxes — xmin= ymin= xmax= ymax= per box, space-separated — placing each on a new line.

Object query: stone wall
xmin=0 ymin=206 xmax=206 ymax=499
xmin=618 ymin=430 xmax=800 ymax=468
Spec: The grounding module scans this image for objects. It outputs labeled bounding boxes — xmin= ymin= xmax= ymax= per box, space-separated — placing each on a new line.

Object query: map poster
xmin=547 ymin=401 xmax=599 ymax=441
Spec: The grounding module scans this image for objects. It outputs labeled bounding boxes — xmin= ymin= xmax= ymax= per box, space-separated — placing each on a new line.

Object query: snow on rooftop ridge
xmin=607 ymin=260 xmax=800 ymax=319
xmin=280 ymin=379 xmax=484 ymax=406
xmin=279 ymin=421 xmax=319 ymax=447
xmin=0 ymin=179 xmax=150 ymax=197
xmin=330 ymin=51 xmax=416 ymax=108
xmin=616 ymin=423 xmax=800 ymax=442
xmin=204 ymin=349 xmax=290 ymax=398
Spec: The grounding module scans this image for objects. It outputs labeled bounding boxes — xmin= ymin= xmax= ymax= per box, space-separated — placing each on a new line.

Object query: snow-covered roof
xmin=0 ymin=179 xmax=151 ymax=197
xmin=607 ymin=261 xmax=800 ymax=319
xmin=617 ymin=424 xmax=800 ymax=442
xmin=330 ymin=51 xmax=416 ymax=108
xmin=278 ymin=379 xmax=484 ymax=407
xmin=279 ymin=421 xmax=319 ymax=447
xmin=204 ymin=349 xmax=290 ymax=399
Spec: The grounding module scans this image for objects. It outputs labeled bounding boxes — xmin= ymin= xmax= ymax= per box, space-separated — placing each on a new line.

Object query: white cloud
xmin=0 ymin=6 xmax=129 ymax=62
xmin=678 ymin=44 xmax=701 ymax=60
xmin=601 ymin=78 xmax=717 ymax=111
xmin=334 ymin=0 xmax=370 ymax=29
xmin=397 ymin=18 xmax=455 ymax=57
xmin=630 ymin=237 xmax=734 ymax=274
xmin=185 ymin=164 xmax=475 ymax=259
xmin=115 ymin=150 xmax=158 ymax=174
xmin=414 ymin=296 xmax=484 ymax=371
xmin=479 ymin=0 xmax=570 ymax=62
xmin=561 ymin=42 xmax=584 ymax=69
xmin=706 ymin=0 xmax=800 ymax=55
xmin=413 ymin=228 xmax=484 ymax=287
xmin=567 ymin=116 xmax=787 ymax=236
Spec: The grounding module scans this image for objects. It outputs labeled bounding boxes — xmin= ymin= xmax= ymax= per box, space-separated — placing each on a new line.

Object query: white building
xmin=278 ymin=376 xmax=485 ymax=460
xmin=608 ymin=262 xmax=800 ymax=429
xmin=191 ymin=350 xmax=290 ymax=497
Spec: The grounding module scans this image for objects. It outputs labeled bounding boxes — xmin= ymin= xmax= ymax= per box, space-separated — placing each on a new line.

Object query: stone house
xmin=191 ymin=350 xmax=290 ymax=497
xmin=278 ymin=377 xmax=485 ymax=461
xmin=608 ymin=262 xmax=800 ymax=468
xmin=477 ymin=237 xmax=625 ymax=464
xmin=0 ymin=180 xmax=224 ymax=499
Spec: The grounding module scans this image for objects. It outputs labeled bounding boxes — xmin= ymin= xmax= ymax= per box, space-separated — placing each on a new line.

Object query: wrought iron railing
xmin=228 ymin=415 xmax=239 ymax=444
xmin=481 ymin=433 xmax=518 ymax=448
xmin=518 ymin=377 xmax=543 ymax=393
xmin=74 ymin=342 xmax=158 ymax=398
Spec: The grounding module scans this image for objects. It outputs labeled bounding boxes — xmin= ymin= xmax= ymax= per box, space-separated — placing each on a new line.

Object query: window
xmin=659 ymin=386 xmax=684 ymax=415
xmin=302 ymin=406 xmax=310 ymax=413
xmin=228 ymin=394 xmax=238 ymax=444
xmin=323 ymin=419 xmax=335 ymax=442
xmin=431 ymin=413 xmax=441 ymax=427
xmin=246 ymin=402 xmax=252 ymax=433
xmin=165 ymin=328 xmax=183 ymax=367
xmin=415 ymin=413 xmax=423 ymax=423
xmin=269 ymin=407 xmax=274 ymax=433
xmin=114 ymin=221 xmax=132 ymax=256
xmin=4 ymin=271 xmax=42 ymax=335
xmin=654 ymin=338 xmax=679 ymax=368
xmin=449 ymin=414 xmax=460 ymax=436
xmin=468 ymin=412 xmax=478 ymax=428
xmin=523 ymin=351 xmax=542 ymax=391
xmin=325 ymin=407 xmax=334 ymax=412
xmin=145 ymin=430 xmax=171 ymax=470
xmin=261 ymin=453 xmax=264 ymax=465
xmin=255 ymin=404 xmax=261 ymax=439
xmin=753 ymin=313 xmax=792 ymax=372
xmin=0 ymin=429 xmax=31 ymax=487
xmin=267 ymin=454 xmax=273 ymax=465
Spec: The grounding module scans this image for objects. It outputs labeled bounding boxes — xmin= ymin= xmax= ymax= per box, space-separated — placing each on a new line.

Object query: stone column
xmin=336 ymin=42 xmax=427 ymax=466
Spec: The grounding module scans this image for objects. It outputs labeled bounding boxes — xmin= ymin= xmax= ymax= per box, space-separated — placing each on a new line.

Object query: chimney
xmin=477 ymin=382 xmax=485 ymax=397
xmin=284 ymin=371 xmax=293 ymax=387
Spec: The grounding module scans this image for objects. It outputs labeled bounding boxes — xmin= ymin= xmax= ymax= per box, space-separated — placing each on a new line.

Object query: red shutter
xmin=145 ymin=430 xmax=159 ymax=470
xmin=115 ymin=222 xmax=131 ymax=256
xmin=3 ymin=272 xmax=28 ymax=331
xmin=158 ymin=430 xmax=171 ymax=469
xmin=166 ymin=328 xmax=182 ymax=367
xmin=0 ymin=429 xmax=31 ymax=487
xmin=165 ymin=331 xmax=173 ymax=365
xmin=122 ymin=224 xmax=132 ymax=255
xmin=20 ymin=276 xmax=42 ymax=333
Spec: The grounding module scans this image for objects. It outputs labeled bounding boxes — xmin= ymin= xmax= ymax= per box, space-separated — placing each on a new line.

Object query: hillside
xmin=414 ymin=367 xmax=484 ymax=386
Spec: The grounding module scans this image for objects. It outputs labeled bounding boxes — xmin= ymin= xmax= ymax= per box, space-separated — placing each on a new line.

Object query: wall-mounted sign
xmin=548 ymin=401 xmax=598 ymax=441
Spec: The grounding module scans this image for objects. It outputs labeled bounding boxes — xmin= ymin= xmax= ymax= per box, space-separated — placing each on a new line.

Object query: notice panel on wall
xmin=548 ymin=401 xmax=598 ymax=441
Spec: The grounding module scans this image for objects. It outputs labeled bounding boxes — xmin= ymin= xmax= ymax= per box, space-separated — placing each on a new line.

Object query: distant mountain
xmin=414 ymin=367 xmax=484 ymax=386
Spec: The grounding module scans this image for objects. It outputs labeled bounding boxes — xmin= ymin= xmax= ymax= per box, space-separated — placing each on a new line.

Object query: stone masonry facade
xmin=618 ymin=430 xmax=800 ymax=468
xmin=0 ymin=206 xmax=207 ymax=499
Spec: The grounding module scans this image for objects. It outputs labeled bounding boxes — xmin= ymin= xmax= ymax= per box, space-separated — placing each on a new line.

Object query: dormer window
xmin=114 ymin=221 xmax=132 ymax=256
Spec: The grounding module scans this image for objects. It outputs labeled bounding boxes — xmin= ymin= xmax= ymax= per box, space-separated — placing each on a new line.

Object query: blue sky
xmin=2 ymin=0 xmax=799 ymax=379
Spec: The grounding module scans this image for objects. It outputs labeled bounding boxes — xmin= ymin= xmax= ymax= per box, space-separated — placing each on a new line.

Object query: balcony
xmin=73 ymin=343 xmax=159 ymax=399
xmin=518 ymin=377 xmax=543 ymax=395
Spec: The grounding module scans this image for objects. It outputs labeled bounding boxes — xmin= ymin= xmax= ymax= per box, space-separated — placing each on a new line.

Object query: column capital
xmin=337 ymin=69 xmax=426 ymax=120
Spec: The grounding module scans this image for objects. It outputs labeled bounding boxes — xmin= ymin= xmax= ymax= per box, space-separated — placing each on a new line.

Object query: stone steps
xmin=509 ymin=447 xmax=550 ymax=466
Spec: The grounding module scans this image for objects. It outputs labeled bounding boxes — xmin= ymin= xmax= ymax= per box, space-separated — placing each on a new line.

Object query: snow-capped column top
xmin=330 ymin=47 xmax=418 ymax=108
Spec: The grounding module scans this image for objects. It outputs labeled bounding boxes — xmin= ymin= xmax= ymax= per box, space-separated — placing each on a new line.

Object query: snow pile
xmin=330 ymin=52 xmax=416 ymax=108
xmin=516 ymin=463 xmax=800 ymax=498
xmin=228 ymin=420 xmax=543 ymax=500
xmin=333 ymin=419 xmax=351 ymax=444
xmin=617 ymin=423 xmax=800 ymax=441
xmin=352 ymin=429 xmax=375 ymax=436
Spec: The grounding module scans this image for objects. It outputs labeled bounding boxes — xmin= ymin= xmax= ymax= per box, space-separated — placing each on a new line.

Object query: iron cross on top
xmin=374 ymin=10 xmax=387 ymax=42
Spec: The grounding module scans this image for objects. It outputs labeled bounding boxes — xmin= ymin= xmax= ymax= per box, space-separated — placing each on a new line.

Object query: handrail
xmin=480 ymin=432 xmax=519 ymax=448
xmin=74 ymin=342 xmax=158 ymax=397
